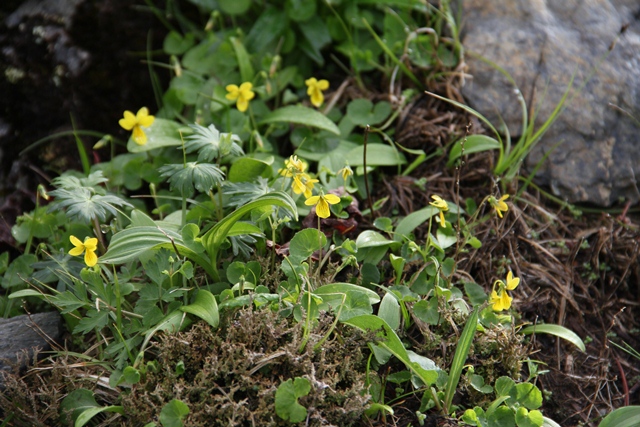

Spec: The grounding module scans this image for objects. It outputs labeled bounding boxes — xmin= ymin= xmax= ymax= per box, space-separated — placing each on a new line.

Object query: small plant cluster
xmin=2 ymin=1 xmax=625 ymax=427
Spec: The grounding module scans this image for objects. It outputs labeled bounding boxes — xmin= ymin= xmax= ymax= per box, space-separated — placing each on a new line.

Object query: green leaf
xmin=443 ymin=308 xmax=479 ymax=413
xmin=228 ymin=157 xmax=273 ymax=183
xmin=75 ymin=406 xmax=124 ymax=427
xmin=0 ymin=252 xmax=8 ymax=275
xmin=126 ymin=118 xmax=184 ymax=153
xmin=201 ymin=192 xmax=297 ymax=278
xmin=260 ymin=105 xmax=340 ymax=135
xmin=514 ymin=383 xmax=542 ymax=410
xmin=495 ymin=376 xmax=516 ymax=397
xmin=159 ymin=162 xmax=225 ymax=195
xmin=60 ymin=388 xmax=95 ymax=424
xmin=180 ymin=290 xmax=219 ymax=328
xmin=275 ymin=377 xmax=311 ymax=423
xmin=597 ymin=406 xmax=640 ymax=427
xmin=344 ymin=315 xmax=438 ymax=386
xmin=356 ymin=230 xmax=394 ymax=248
xmin=412 ymin=298 xmax=440 ymax=325
xmin=2 ymin=254 xmax=36 ymax=289
xmin=338 ymin=292 xmax=373 ymax=320
xmin=346 ymin=99 xmax=392 ymax=126
xmin=464 ymin=282 xmax=487 ymax=306
xmin=470 ymin=374 xmax=493 ymax=394
xmin=394 ymin=206 xmax=439 ymax=240
xmin=287 ymin=0 xmax=317 ymax=22
xmin=230 ymin=37 xmax=254 ymax=82
xmin=516 ymin=408 xmax=544 ymax=427
xmin=520 ymin=324 xmax=585 ymax=352
xmin=287 ymin=228 xmax=327 ymax=266
xmin=163 ymin=31 xmax=195 ymax=55
xmin=314 ymin=283 xmax=380 ymax=306
xmin=447 ymin=134 xmax=502 ymax=167
xmin=100 ymin=225 xmax=216 ymax=279
xmin=487 ymin=405 xmax=516 ymax=427
xmin=181 ymin=224 xmax=205 ymax=254
xmin=122 ymin=366 xmax=141 ymax=385
xmin=73 ymin=310 xmax=109 ymax=335
xmin=159 ymin=399 xmax=190 ymax=427
xmin=378 ymin=292 xmax=400 ymax=330
xmin=345 ymin=144 xmax=406 ymax=167
xmin=436 ymin=224 xmax=457 ymax=249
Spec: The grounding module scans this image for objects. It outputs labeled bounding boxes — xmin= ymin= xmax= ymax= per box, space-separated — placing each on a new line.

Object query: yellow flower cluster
xmin=280 ymin=155 xmax=318 ymax=198
xmin=490 ymin=271 xmax=520 ymax=311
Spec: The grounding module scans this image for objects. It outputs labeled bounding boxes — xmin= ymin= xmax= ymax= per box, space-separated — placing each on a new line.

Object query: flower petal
xmin=84 ymin=249 xmax=98 ymax=267
xmin=323 ymin=194 xmax=341 ymax=204
xmin=305 ymin=196 xmax=320 ymax=206
xmin=83 ymin=238 xmax=98 ymax=252
xmin=119 ymin=111 xmax=136 ymax=130
xmin=133 ymin=126 xmax=147 ymax=145
xmin=70 ymin=235 xmax=83 ymax=247
xmin=236 ymin=97 xmax=249 ymax=112
xmin=316 ymin=198 xmax=330 ymax=218
xmin=69 ymin=246 xmax=85 ymax=256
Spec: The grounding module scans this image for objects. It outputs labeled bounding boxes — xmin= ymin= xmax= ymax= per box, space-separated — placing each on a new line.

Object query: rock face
xmin=0 ymin=0 xmax=167 ymax=253
xmin=461 ymin=0 xmax=640 ymax=206
xmin=0 ymin=311 xmax=63 ymax=388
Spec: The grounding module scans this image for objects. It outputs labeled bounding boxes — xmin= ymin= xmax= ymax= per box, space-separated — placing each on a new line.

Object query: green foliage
xmin=2 ymin=1 xmax=596 ymax=426
xmin=275 ymin=377 xmax=311 ymax=422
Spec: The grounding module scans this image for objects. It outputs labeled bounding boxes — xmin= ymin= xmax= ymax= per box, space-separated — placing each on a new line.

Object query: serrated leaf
xmin=260 ymin=105 xmax=340 ymax=135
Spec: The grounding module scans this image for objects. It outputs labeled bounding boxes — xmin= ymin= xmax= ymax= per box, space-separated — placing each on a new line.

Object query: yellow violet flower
xmin=490 ymin=271 xmax=520 ymax=311
xmin=305 ymin=193 xmax=341 ymax=219
xmin=69 ymin=235 xmax=99 ymax=267
xmin=338 ymin=164 xmax=353 ymax=182
xmin=279 ymin=155 xmax=307 ymax=177
xmin=119 ymin=107 xmax=155 ymax=146
xmin=429 ymin=195 xmax=449 ymax=228
xmin=489 ymin=194 xmax=509 ymax=218
xmin=305 ymin=77 xmax=329 ymax=108
xmin=225 ymin=82 xmax=255 ymax=112
xmin=292 ymin=173 xmax=318 ymax=198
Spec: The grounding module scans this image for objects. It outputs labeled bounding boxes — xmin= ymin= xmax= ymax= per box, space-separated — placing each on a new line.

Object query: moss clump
xmin=124 ymin=307 xmax=371 ymax=426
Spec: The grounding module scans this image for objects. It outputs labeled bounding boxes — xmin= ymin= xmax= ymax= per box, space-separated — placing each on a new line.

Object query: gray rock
xmin=0 ymin=312 xmax=63 ymax=387
xmin=461 ymin=0 xmax=640 ymax=206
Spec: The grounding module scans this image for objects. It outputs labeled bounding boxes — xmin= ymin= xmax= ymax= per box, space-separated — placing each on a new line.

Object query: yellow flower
xmin=279 ymin=155 xmax=307 ymax=177
xmin=292 ymin=173 xmax=318 ymax=198
xmin=225 ymin=82 xmax=255 ymax=112
xmin=119 ymin=107 xmax=155 ymax=146
xmin=305 ymin=193 xmax=341 ymax=219
xmin=489 ymin=194 xmax=509 ymax=218
xmin=338 ymin=164 xmax=353 ymax=182
xmin=305 ymin=77 xmax=329 ymax=108
xmin=69 ymin=235 xmax=99 ymax=267
xmin=490 ymin=271 xmax=520 ymax=311
xmin=490 ymin=288 xmax=513 ymax=312
xmin=429 ymin=195 xmax=449 ymax=228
